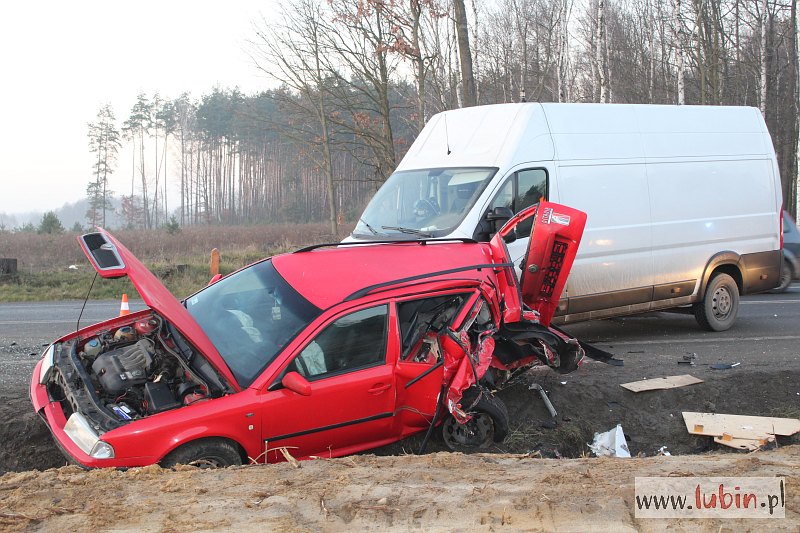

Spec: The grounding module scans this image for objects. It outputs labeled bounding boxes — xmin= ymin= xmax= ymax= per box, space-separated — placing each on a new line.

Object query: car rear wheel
xmin=693 ymin=273 xmax=739 ymax=331
xmin=768 ymin=259 xmax=793 ymax=293
xmin=441 ymin=389 xmax=509 ymax=450
xmin=160 ymin=438 xmax=243 ymax=469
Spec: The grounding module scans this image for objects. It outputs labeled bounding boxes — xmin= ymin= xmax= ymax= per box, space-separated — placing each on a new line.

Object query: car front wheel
xmin=693 ymin=273 xmax=739 ymax=331
xmin=441 ymin=389 xmax=509 ymax=450
xmin=160 ymin=438 xmax=243 ymax=469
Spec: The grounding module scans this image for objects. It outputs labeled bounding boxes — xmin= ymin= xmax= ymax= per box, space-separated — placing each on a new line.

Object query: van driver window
xmin=488 ymin=169 xmax=548 ymax=237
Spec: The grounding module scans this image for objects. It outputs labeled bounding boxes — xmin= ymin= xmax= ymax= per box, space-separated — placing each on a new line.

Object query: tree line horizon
xmin=84 ymin=0 xmax=799 ymax=235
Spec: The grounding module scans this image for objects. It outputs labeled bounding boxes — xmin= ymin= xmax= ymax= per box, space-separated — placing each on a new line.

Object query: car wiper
xmin=357 ymin=218 xmax=384 ymax=236
xmin=381 ymin=226 xmax=434 ymax=238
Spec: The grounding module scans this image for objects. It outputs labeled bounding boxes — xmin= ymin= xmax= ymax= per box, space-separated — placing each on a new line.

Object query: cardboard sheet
xmin=620 ymin=374 xmax=703 ymax=392
xmin=682 ymin=412 xmax=800 ymax=442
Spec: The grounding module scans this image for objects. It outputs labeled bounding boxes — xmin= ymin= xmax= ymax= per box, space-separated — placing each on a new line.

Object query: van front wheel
xmin=694 ymin=273 xmax=739 ymax=331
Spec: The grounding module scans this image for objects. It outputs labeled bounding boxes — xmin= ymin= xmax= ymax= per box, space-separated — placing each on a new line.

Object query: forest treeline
xmin=86 ymin=0 xmax=799 ymax=234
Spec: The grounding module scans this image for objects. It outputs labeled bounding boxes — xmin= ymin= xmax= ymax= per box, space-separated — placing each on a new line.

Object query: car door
xmin=491 ymin=201 xmax=587 ymax=326
xmin=392 ymin=292 xmax=474 ymax=434
xmin=518 ymin=202 xmax=587 ymax=325
xmin=259 ymin=304 xmax=396 ymax=462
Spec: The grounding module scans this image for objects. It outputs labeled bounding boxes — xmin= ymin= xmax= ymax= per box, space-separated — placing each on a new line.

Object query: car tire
xmin=160 ymin=438 xmax=243 ymax=469
xmin=768 ymin=259 xmax=793 ymax=293
xmin=693 ymin=273 xmax=739 ymax=331
xmin=441 ymin=388 xmax=509 ymax=450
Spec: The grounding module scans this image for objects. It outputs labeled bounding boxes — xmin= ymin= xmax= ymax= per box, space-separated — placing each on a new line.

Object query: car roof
xmin=272 ymin=241 xmax=497 ymax=310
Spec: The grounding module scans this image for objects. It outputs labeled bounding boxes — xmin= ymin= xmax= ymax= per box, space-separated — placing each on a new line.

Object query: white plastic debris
xmin=657 ymin=446 xmax=671 ymax=456
xmin=588 ymin=424 xmax=631 ymax=458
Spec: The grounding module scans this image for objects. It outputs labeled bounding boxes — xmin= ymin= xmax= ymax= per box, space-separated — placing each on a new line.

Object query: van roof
xmin=396 ymin=103 xmax=771 ymax=170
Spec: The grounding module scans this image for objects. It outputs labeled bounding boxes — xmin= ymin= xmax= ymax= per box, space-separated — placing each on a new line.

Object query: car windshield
xmin=185 ymin=260 xmax=321 ymax=388
xmin=353 ymin=167 xmax=497 ymax=239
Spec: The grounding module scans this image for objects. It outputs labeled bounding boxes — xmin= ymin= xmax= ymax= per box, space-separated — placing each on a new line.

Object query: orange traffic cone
xmin=119 ymin=294 xmax=130 ymax=316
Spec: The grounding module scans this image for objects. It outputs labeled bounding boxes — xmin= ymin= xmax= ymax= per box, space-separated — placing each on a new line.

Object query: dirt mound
xmin=1 ymin=448 xmax=797 ymax=532
xmin=3 ymin=363 xmax=799 ymax=476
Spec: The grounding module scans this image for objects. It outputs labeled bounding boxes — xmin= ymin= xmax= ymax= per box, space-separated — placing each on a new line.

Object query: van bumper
xmin=741 ymin=250 xmax=783 ymax=293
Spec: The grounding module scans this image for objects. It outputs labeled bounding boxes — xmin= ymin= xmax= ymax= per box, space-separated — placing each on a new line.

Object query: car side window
xmin=289 ymin=305 xmax=388 ymax=380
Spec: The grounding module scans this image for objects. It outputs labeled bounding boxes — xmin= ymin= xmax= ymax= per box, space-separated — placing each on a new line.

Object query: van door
xmin=477 ymin=165 xmax=550 ymax=266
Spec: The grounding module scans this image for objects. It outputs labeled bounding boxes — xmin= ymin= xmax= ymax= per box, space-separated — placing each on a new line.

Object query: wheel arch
xmin=159 ymin=435 xmax=249 ymax=465
xmin=697 ymin=251 xmax=744 ymax=300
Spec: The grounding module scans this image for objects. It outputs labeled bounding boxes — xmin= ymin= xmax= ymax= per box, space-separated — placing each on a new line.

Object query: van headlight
xmin=64 ymin=413 xmax=115 ymax=459
xmin=38 ymin=344 xmax=55 ymax=384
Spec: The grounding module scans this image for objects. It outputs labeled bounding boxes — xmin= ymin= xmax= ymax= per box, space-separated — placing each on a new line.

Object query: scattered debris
xmin=620 ymin=374 xmax=703 ymax=392
xmin=678 ymin=353 xmax=696 ymax=365
xmin=540 ymin=419 xmax=558 ymax=430
xmin=711 ymin=362 xmax=740 ymax=370
xmin=656 ymin=446 xmax=671 ymax=456
xmin=588 ymin=424 xmax=631 ymax=458
xmin=528 ymin=383 xmax=557 ymax=418
xmin=682 ymin=412 xmax=800 ymax=451
xmin=9 ymin=342 xmax=16 ymax=347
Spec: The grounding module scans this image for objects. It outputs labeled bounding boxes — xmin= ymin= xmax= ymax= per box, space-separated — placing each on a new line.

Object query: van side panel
xmin=646 ymin=158 xmax=779 ymax=292
xmin=555 ymin=162 xmax=653 ymax=298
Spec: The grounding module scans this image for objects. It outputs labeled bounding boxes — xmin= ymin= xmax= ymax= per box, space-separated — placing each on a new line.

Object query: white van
xmin=350 ymin=103 xmax=784 ymax=331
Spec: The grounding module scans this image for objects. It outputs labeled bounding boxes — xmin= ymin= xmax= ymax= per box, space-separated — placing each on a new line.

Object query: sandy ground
xmin=1 ymin=447 xmax=797 ymax=532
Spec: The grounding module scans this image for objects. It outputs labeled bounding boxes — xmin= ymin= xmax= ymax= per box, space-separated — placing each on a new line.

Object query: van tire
xmin=768 ymin=259 xmax=793 ymax=293
xmin=693 ymin=273 xmax=739 ymax=331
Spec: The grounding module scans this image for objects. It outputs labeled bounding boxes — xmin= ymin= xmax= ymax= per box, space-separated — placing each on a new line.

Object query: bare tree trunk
xmin=558 ymin=0 xmax=571 ymax=102
xmin=596 ymin=0 xmax=610 ymax=103
xmin=453 ymin=0 xmax=477 ymax=106
xmin=759 ymin=0 xmax=768 ymax=118
xmin=672 ymin=0 xmax=685 ymax=105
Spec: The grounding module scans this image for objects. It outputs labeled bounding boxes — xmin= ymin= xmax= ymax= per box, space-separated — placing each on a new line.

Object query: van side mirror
xmin=282 ymin=371 xmax=312 ymax=396
xmin=487 ymin=206 xmax=514 ymax=224
xmin=486 ymin=207 xmax=515 ymax=241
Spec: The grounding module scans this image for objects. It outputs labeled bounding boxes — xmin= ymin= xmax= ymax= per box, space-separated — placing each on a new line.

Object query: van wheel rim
xmin=712 ymin=287 xmax=732 ymax=318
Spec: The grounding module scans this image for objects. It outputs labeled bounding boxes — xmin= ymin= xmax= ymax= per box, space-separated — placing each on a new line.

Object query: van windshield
xmin=353 ymin=167 xmax=497 ymax=239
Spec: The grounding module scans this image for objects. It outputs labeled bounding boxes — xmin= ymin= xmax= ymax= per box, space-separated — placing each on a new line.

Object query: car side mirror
xmin=208 ymin=273 xmax=223 ymax=286
xmin=282 ymin=371 xmax=312 ymax=396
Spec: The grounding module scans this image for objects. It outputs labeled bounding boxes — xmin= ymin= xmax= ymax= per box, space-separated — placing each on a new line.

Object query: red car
xmin=31 ymin=202 xmax=612 ymax=468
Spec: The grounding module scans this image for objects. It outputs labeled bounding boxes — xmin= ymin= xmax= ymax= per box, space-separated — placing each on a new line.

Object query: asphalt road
xmin=1 ymin=284 xmax=798 ymax=389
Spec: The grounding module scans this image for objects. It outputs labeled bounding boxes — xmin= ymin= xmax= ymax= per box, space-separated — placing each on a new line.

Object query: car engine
xmin=47 ymin=314 xmax=214 ymax=431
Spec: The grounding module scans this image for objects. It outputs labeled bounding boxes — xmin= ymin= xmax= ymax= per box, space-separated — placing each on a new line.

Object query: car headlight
xmin=90 ymin=441 xmax=116 ymax=459
xmin=63 ymin=413 xmax=115 ymax=459
xmin=38 ymin=344 xmax=55 ymax=384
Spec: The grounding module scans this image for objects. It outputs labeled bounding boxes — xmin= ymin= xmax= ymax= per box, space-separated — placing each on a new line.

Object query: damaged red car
xmin=31 ymin=202 xmax=614 ymax=468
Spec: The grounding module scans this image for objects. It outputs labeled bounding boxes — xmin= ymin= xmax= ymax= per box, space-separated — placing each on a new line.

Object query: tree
xmin=453 ymin=0 xmax=477 ymax=106
xmin=123 ymin=93 xmax=153 ymax=228
xmin=38 ymin=211 xmax=64 ymax=234
xmin=87 ymin=104 xmax=121 ymax=226
xmin=252 ymin=0 xmax=340 ymax=235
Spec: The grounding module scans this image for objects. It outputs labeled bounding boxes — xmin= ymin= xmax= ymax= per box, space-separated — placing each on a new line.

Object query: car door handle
xmin=368 ymin=383 xmax=391 ymax=394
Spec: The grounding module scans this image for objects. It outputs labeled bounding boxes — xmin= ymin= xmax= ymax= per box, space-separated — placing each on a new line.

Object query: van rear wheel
xmin=694 ymin=273 xmax=739 ymax=331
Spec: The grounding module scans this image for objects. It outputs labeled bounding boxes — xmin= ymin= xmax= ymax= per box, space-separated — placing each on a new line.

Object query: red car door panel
xmin=261 ymin=363 xmax=395 ymax=462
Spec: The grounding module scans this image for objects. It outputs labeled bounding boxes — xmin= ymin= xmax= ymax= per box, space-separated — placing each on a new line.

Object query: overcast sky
xmin=0 ymin=0 xmax=278 ymax=215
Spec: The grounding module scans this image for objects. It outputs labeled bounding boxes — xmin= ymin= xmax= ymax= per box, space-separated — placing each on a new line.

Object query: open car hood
xmin=491 ymin=201 xmax=587 ymax=326
xmin=77 ymin=230 xmax=241 ymax=392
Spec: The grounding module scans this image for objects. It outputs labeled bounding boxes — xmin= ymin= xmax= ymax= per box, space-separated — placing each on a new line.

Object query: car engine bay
xmin=45 ymin=313 xmax=224 ymax=434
